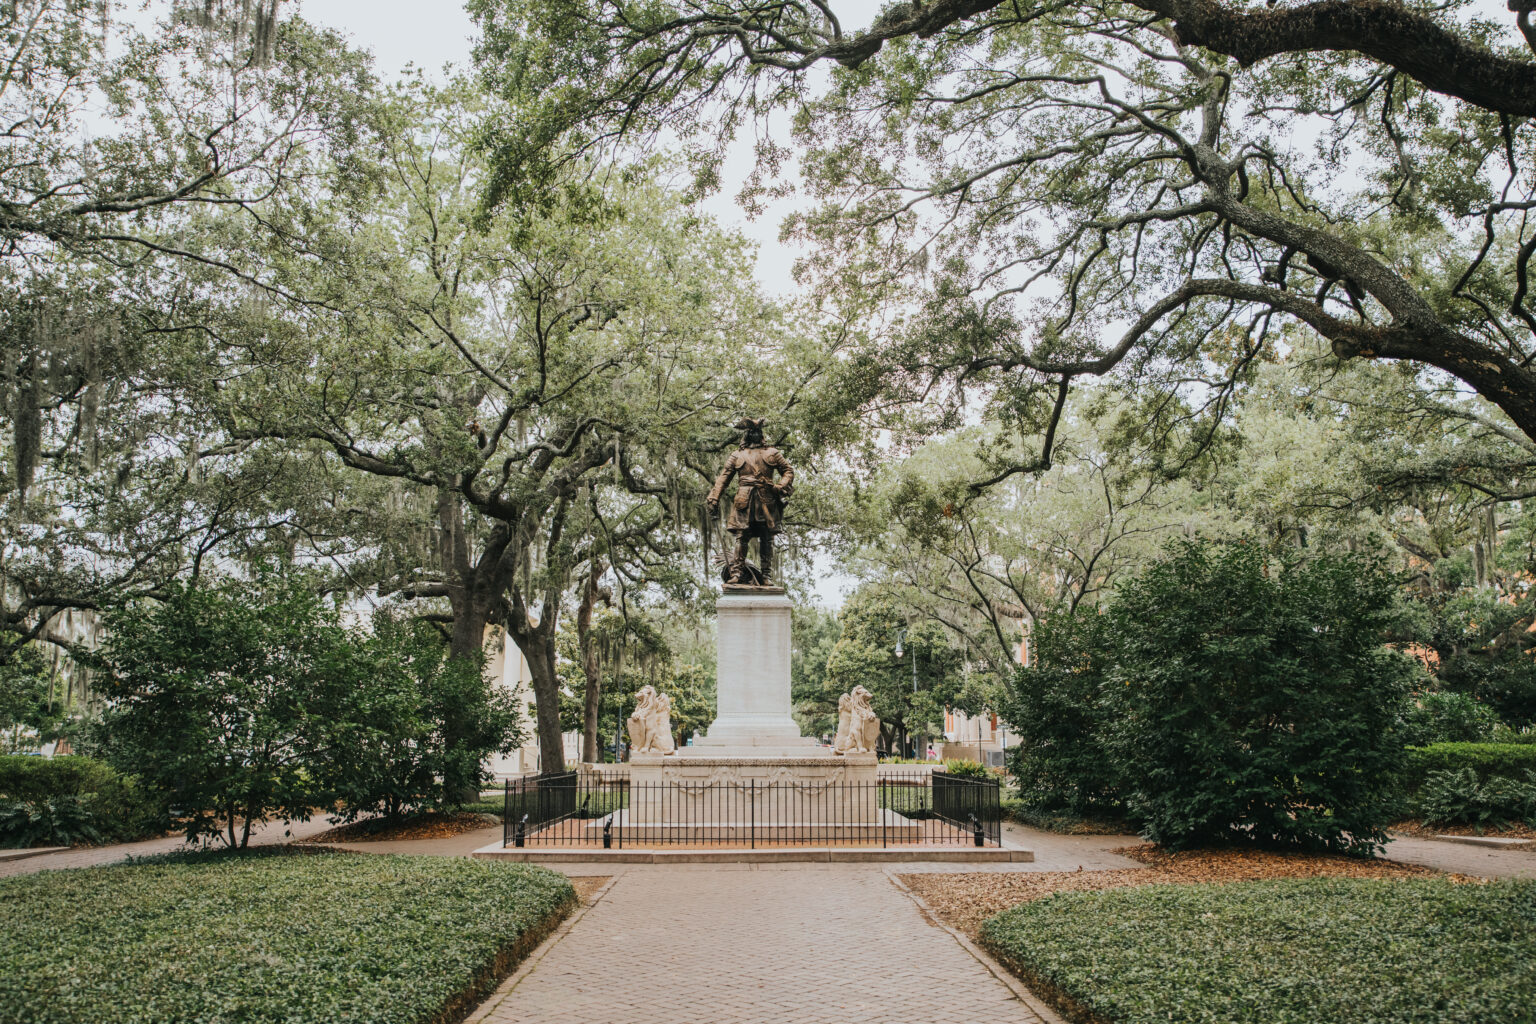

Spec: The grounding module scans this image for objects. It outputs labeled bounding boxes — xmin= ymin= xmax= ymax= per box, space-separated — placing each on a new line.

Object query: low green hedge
xmin=0 ymin=848 xmax=576 ymax=1024
xmin=0 ymin=754 xmax=166 ymax=847
xmin=981 ymin=877 xmax=1536 ymax=1024
xmin=1403 ymin=742 xmax=1536 ymax=789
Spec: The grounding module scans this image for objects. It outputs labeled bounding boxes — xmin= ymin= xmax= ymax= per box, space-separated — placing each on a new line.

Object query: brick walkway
xmin=468 ymin=865 xmax=1053 ymax=1024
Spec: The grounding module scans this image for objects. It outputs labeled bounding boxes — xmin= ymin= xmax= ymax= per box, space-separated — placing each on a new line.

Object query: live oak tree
xmin=839 ymin=395 xmax=1229 ymax=675
xmin=198 ymin=79 xmax=792 ymax=776
xmin=474 ymin=0 xmax=1536 ymax=478
xmin=0 ymin=1 xmax=380 ymax=662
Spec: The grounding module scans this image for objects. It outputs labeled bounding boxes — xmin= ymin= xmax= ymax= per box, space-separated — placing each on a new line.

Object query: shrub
xmin=1397 ymin=690 xmax=1500 ymax=746
xmin=0 ymin=796 xmax=104 ymax=848
xmin=0 ymin=849 xmax=575 ymax=1024
xmin=0 ymin=755 xmax=166 ymax=847
xmin=1000 ymin=609 xmax=1121 ymax=814
xmin=1402 ymin=742 xmax=1536 ymax=789
xmin=941 ymin=758 xmax=992 ymax=780
xmin=314 ymin=614 xmax=522 ymax=821
xmin=1007 ymin=540 xmax=1410 ymax=853
xmin=981 ymin=878 xmax=1536 ymax=1024
xmin=1102 ymin=543 xmax=1411 ymax=853
xmin=1490 ymin=723 xmax=1536 ymax=744
xmin=1418 ymin=767 xmax=1536 ymax=827
xmin=93 ymin=577 xmax=373 ymax=848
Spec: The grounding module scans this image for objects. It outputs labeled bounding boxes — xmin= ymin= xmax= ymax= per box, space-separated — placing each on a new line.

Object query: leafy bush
xmin=981 ymin=878 xmax=1536 ymax=1024
xmin=315 ymin=614 xmax=522 ymax=821
xmin=1489 ymin=723 xmax=1536 ymax=744
xmin=1001 ymin=609 xmax=1121 ymax=814
xmin=941 ymin=758 xmax=992 ymax=780
xmin=0 ymin=849 xmax=575 ymax=1024
xmin=1402 ymin=742 xmax=1536 ymax=789
xmin=1004 ymin=540 xmax=1410 ymax=853
xmin=1397 ymin=691 xmax=1500 ymax=746
xmin=0 ymin=796 xmax=103 ymax=848
xmin=1418 ymin=767 xmax=1536 ymax=827
xmin=94 ymin=579 xmax=521 ymax=846
xmin=0 ymin=755 xmax=166 ymax=847
xmin=93 ymin=578 xmax=368 ymax=847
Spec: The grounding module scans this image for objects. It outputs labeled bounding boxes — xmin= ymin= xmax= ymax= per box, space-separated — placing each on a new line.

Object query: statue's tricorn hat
xmin=734 ymin=416 xmax=767 ymax=431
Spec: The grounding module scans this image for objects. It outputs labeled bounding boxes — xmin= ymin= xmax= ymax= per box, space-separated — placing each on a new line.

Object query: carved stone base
xmin=627 ymin=753 xmax=878 ymax=825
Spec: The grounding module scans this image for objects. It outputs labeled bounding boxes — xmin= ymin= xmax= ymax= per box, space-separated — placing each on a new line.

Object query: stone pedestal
xmin=628 ymin=753 xmax=878 ymax=825
xmin=691 ymin=588 xmax=820 ymax=755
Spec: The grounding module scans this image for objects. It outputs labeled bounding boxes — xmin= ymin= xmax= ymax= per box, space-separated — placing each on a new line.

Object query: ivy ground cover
xmin=0 ymin=849 xmax=575 ymax=1024
xmin=981 ymin=877 xmax=1536 ymax=1024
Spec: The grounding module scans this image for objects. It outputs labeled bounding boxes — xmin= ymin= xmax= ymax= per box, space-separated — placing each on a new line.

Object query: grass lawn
xmin=0 ymin=848 xmax=576 ymax=1024
xmin=981 ymin=877 xmax=1536 ymax=1024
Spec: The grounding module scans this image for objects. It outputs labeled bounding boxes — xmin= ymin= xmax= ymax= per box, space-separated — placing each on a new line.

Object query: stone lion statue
xmin=626 ymin=684 xmax=677 ymax=755
xmin=833 ymin=685 xmax=880 ymax=755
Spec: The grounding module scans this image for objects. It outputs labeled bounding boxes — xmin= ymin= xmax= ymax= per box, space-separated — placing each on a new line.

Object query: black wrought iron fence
xmin=500 ymin=768 xmax=1001 ymax=849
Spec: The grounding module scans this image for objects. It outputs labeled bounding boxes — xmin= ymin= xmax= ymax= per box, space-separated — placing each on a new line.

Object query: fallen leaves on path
xmin=570 ymin=876 xmax=610 ymax=905
xmin=1391 ymin=819 xmax=1536 ymax=840
xmin=902 ymin=845 xmax=1449 ymax=938
xmin=300 ymin=812 xmax=501 ymax=844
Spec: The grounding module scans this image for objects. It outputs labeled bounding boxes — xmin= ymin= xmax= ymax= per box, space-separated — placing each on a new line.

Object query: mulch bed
xmin=902 ymin=844 xmax=1459 ymax=938
xmin=569 ymin=876 xmax=610 ymax=905
xmin=300 ymin=811 xmax=501 ymax=844
xmin=1391 ymin=819 xmax=1536 ymax=840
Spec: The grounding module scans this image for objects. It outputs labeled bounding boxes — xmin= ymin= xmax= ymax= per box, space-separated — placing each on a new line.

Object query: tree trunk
xmin=523 ymin=638 xmax=568 ymax=774
xmin=576 ymin=558 xmax=609 ymax=763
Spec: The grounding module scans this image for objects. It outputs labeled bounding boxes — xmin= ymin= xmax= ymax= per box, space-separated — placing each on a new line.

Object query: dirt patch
xmin=299 ymin=811 xmax=501 ymax=844
xmin=902 ymin=844 xmax=1451 ymax=938
xmin=1392 ymin=819 xmax=1536 ymax=840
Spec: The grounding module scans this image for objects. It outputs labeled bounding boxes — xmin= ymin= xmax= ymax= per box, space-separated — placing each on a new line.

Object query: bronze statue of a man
xmin=707 ymin=417 xmax=795 ymax=585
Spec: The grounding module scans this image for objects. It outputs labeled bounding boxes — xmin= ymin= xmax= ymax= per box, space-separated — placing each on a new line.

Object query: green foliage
xmin=94 ymin=576 xmax=372 ymax=847
xmin=1402 ymin=743 xmax=1536 ymax=790
xmin=981 ymin=878 xmax=1536 ymax=1024
xmin=1397 ymin=690 xmax=1501 ymax=747
xmin=1418 ymin=768 xmax=1536 ymax=828
xmin=1003 ymin=610 xmax=1121 ymax=815
xmin=0 ymin=648 xmax=67 ymax=751
xmin=819 ymin=588 xmax=963 ymax=753
xmin=941 ymin=759 xmax=991 ymax=780
xmin=1398 ymin=590 xmax=1536 ymax=726
xmin=0 ymin=796 xmax=102 ymax=848
xmin=1005 ymin=540 xmax=1410 ymax=853
xmin=0 ymin=755 xmax=166 ymax=847
xmin=317 ymin=614 xmax=522 ymax=821
xmin=0 ymin=849 xmax=575 ymax=1024
xmin=790 ymin=604 xmax=840 ymax=735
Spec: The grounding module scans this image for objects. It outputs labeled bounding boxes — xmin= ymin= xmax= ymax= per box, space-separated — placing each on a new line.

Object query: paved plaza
xmin=466 ymin=863 xmax=1060 ymax=1024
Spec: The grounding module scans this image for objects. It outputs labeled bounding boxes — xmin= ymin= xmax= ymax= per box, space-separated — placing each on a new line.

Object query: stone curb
xmin=461 ymin=872 xmax=625 ymax=1024
xmin=1428 ymin=834 xmax=1533 ymax=849
xmin=884 ymin=869 xmax=1068 ymax=1024
xmin=469 ymin=839 xmax=1035 ymax=864
xmin=0 ymin=845 xmax=69 ymax=862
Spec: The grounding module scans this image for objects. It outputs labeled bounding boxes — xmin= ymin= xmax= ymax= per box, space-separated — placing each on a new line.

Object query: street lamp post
xmin=894 ymin=627 xmax=923 ymax=760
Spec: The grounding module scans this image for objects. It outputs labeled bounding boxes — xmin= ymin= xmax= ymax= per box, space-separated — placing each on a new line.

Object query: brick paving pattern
xmin=471 ymin=865 xmax=1048 ymax=1024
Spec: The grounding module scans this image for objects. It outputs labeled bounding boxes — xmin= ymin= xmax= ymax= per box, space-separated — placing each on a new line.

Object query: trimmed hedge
xmin=1403 ymin=742 xmax=1536 ymax=789
xmin=0 ymin=849 xmax=576 ymax=1024
xmin=981 ymin=878 xmax=1536 ymax=1024
xmin=0 ymin=755 xmax=119 ymax=802
xmin=0 ymin=755 xmax=166 ymax=847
